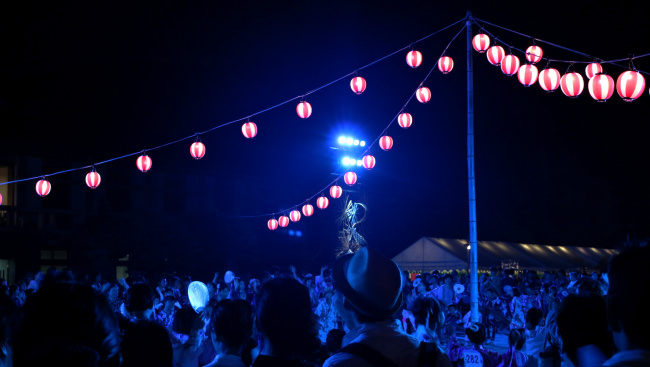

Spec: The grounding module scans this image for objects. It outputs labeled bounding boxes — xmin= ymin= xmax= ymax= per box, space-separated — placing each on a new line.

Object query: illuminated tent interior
xmin=392 ymin=237 xmax=618 ymax=272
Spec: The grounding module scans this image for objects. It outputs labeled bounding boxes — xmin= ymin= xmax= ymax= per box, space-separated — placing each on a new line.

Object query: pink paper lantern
xmin=190 ymin=142 xmax=205 ymax=160
xmin=486 ymin=45 xmax=505 ymax=66
xmin=344 ymin=171 xmax=357 ymax=186
xmin=525 ymin=45 xmax=543 ymax=64
xmin=86 ymin=170 xmax=101 ymax=189
xmin=289 ymin=210 xmax=301 ymax=222
xmin=136 ymin=154 xmax=152 ymax=172
xmin=379 ymin=136 xmax=393 ymax=151
xmin=398 ymin=113 xmax=412 ymax=129
xmin=330 ymin=185 xmax=342 ymax=199
xmin=560 ymin=72 xmax=585 ymax=98
xmin=296 ymin=101 xmax=312 ymax=118
xmin=406 ymin=50 xmax=423 ymax=68
xmin=278 ymin=216 xmax=289 ymax=227
xmin=539 ymin=68 xmax=561 ymax=92
xmin=268 ymin=218 xmax=278 ymax=230
xmin=36 ymin=179 xmax=51 ymax=197
xmin=500 ymin=55 xmax=520 ymax=76
xmin=585 ymin=63 xmax=603 ymax=79
xmin=588 ymin=74 xmax=615 ymax=102
xmin=0 ymin=193 xmax=2 ymax=205
xmin=472 ymin=33 xmax=490 ymax=53
xmin=242 ymin=122 xmax=257 ymax=139
xmin=350 ymin=76 xmax=367 ymax=94
xmin=616 ymin=70 xmax=646 ymax=102
xmin=438 ymin=56 xmax=454 ymax=74
xmin=302 ymin=204 xmax=314 ymax=217
xmin=416 ymin=87 xmax=431 ymax=103
xmin=518 ymin=64 xmax=539 ymax=87
xmin=362 ymin=155 xmax=376 ymax=170
xmin=316 ymin=196 xmax=329 ymax=209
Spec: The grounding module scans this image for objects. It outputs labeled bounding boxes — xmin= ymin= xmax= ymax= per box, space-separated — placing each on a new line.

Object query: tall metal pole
xmin=466 ymin=11 xmax=480 ymax=324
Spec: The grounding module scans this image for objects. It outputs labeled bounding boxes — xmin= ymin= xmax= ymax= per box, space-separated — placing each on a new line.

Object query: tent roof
xmin=392 ymin=237 xmax=618 ymax=272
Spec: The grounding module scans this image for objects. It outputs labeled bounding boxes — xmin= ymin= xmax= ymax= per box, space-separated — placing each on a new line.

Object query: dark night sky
xmin=2 ymin=1 xmax=650 ymax=274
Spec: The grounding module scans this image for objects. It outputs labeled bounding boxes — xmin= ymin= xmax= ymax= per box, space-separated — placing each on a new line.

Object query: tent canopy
xmin=392 ymin=237 xmax=618 ymax=272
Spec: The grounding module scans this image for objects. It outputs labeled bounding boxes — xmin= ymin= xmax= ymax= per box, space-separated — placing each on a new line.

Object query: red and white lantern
xmin=438 ymin=56 xmax=454 ymax=74
xmin=344 ymin=171 xmax=357 ymax=186
xmin=560 ymin=72 xmax=585 ymax=98
xmin=136 ymin=154 xmax=152 ymax=172
xmin=278 ymin=216 xmax=289 ymax=227
xmin=36 ymin=179 xmax=51 ymax=197
xmin=472 ymin=33 xmax=490 ymax=53
xmin=362 ymin=155 xmax=376 ymax=169
xmin=242 ymin=122 xmax=257 ymax=139
xmin=398 ymin=113 xmax=412 ymax=129
xmin=302 ymin=204 xmax=314 ymax=217
xmin=588 ymin=74 xmax=615 ymax=102
xmin=330 ymin=185 xmax=342 ymax=199
xmin=268 ymin=218 xmax=279 ymax=230
xmin=616 ymin=70 xmax=646 ymax=102
xmin=296 ymin=101 xmax=312 ymax=119
xmin=500 ymin=55 xmax=520 ymax=76
xmin=86 ymin=170 xmax=101 ymax=189
xmin=525 ymin=45 xmax=543 ymax=64
xmin=289 ymin=210 xmax=301 ymax=222
xmin=406 ymin=50 xmax=423 ymax=68
xmin=539 ymin=68 xmax=561 ymax=92
xmin=190 ymin=142 xmax=205 ymax=160
xmin=350 ymin=76 xmax=367 ymax=94
xmin=316 ymin=196 xmax=329 ymax=209
xmin=518 ymin=64 xmax=539 ymax=87
xmin=379 ymin=135 xmax=393 ymax=151
xmin=585 ymin=63 xmax=603 ymax=79
xmin=416 ymin=87 xmax=431 ymax=103
xmin=486 ymin=45 xmax=505 ymax=66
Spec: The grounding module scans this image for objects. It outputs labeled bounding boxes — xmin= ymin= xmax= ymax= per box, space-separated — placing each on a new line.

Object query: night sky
xmin=2 ymin=1 xmax=650 ymax=276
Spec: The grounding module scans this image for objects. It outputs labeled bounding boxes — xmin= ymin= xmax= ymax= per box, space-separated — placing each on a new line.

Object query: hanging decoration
xmin=585 ymin=62 xmax=603 ymax=79
xmin=190 ymin=141 xmax=206 ymax=160
xmin=518 ymin=64 xmax=539 ymax=87
xmin=268 ymin=218 xmax=278 ymax=230
xmin=36 ymin=178 xmax=51 ymax=197
xmin=330 ymin=185 xmax=342 ymax=199
xmin=398 ymin=112 xmax=413 ymax=128
xmin=296 ymin=101 xmax=312 ymax=119
xmin=588 ymin=73 xmax=615 ymax=102
xmin=500 ymin=54 xmax=520 ymax=76
xmin=316 ymin=195 xmax=329 ymax=209
xmin=242 ymin=121 xmax=258 ymax=139
xmin=289 ymin=209 xmax=301 ymax=222
xmin=86 ymin=168 xmax=101 ymax=189
xmin=0 ymin=193 xmax=2 ymax=205
xmin=616 ymin=70 xmax=646 ymax=101
xmin=406 ymin=50 xmax=423 ymax=68
xmin=302 ymin=203 xmax=314 ymax=217
xmin=136 ymin=154 xmax=152 ymax=172
xmin=472 ymin=33 xmax=490 ymax=53
xmin=525 ymin=45 xmax=543 ymax=64
xmin=539 ymin=68 xmax=561 ymax=92
xmin=379 ymin=135 xmax=393 ymax=151
xmin=438 ymin=56 xmax=454 ymax=74
xmin=278 ymin=215 xmax=290 ymax=227
xmin=344 ymin=171 xmax=357 ymax=186
xmin=486 ymin=45 xmax=505 ymax=66
xmin=560 ymin=72 xmax=585 ymax=98
xmin=350 ymin=76 xmax=367 ymax=94
xmin=362 ymin=155 xmax=376 ymax=169
xmin=416 ymin=87 xmax=431 ymax=103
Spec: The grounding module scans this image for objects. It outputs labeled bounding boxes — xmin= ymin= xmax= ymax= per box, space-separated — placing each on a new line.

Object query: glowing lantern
xmin=350 ymin=76 xmax=366 ymax=94
xmin=560 ymin=72 xmax=585 ymax=98
xmin=289 ymin=210 xmax=301 ymax=222
xmin=330 ymin=185 xmax=342 ymax=199
xmin=416 ymin=87 xmax=431 ymax=103
xmin=316 ymin=196 xmax=329 ymax=209
xmin=585 ymin=63 xmax=603 ymax=79
xmin=539 ymin=68 xmax=561 ymax=92
xmin=500 ymin=55 xmax=520 ymax=76
xmin=36 ymin=179 xmax=51 ymax=197
xmin=438 ymin=56 xmax=454 ymax=74
xmin=302 ymin=204 xmax=314 ymax=217
xmin=588 ymin=74 xmax=615 ymax=102
xmin=616 ymin=70 xmax=646 ymax=102
xmin=472 ymin=33 xmax=490 ymax=53
xmin=190 ymin=142 xmax=205 ymax=160
xmin=406 ymin=50 xmax=423 ymax=68
xmin=296 ymin=101 xmax=312 ymax=119
xmin=486 ymin=45 xmax=505 ymax=66
xmin=0 ymin=193 xmax=2 ymax=205
xmin=188 ymin=281 xmax=209 ymax=313
xmin=268 ymin=218 xmax=279 ymax=230
xmin=398 ymin=113 xmax=412 ymax=129
xmin=379 ymin=135 xmax=393 ymax=151
xmin=344 ymin=171 xmax=357 ymax=186
xmin=362 ymin=155 xmax=376 ymax=169
xmin=136 ymin=154 xmax=152 ymax=172
xmin=518 ymin=64 xmax=539 ymax=87
xmin=278 ymin=216 xmax=289 ymax=227
xmin=242 ymin=122 xmax=257 ymax=139
xmin=86 ymin=170 xmax=101 ymax=189
xmin=525 ymin=45 xmax=543 ymax=64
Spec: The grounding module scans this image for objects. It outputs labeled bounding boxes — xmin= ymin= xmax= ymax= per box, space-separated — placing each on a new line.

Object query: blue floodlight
xmin=346 ymin=137 xmax=353 ymax=145
xmin=338 ymin=136 xmax=346 ymax=145
xmin=356 ymin=160 xmax=363 ymax=166
xmin=296 ymin=231 xmax=303 ymax=237
xmin=350 ymin=159 xmax=357 ymax=166
xmin=342 ymin=157 xmax=350 ymax=166
xmin=360 ymin=141 xmax=366 ymax=147
xmin=288 ymin=230 xmax=295 ymax=236
xmin=353 ymin=139 xmax=359 ymax=146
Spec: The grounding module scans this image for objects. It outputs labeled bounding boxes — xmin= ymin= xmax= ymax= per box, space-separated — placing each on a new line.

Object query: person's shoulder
xmin=323 ymin=352 xmax=371 ymax=367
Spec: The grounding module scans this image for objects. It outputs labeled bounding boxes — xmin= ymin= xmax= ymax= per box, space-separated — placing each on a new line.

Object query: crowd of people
xmin=0 ymin=244 xmax=648 ymax=367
